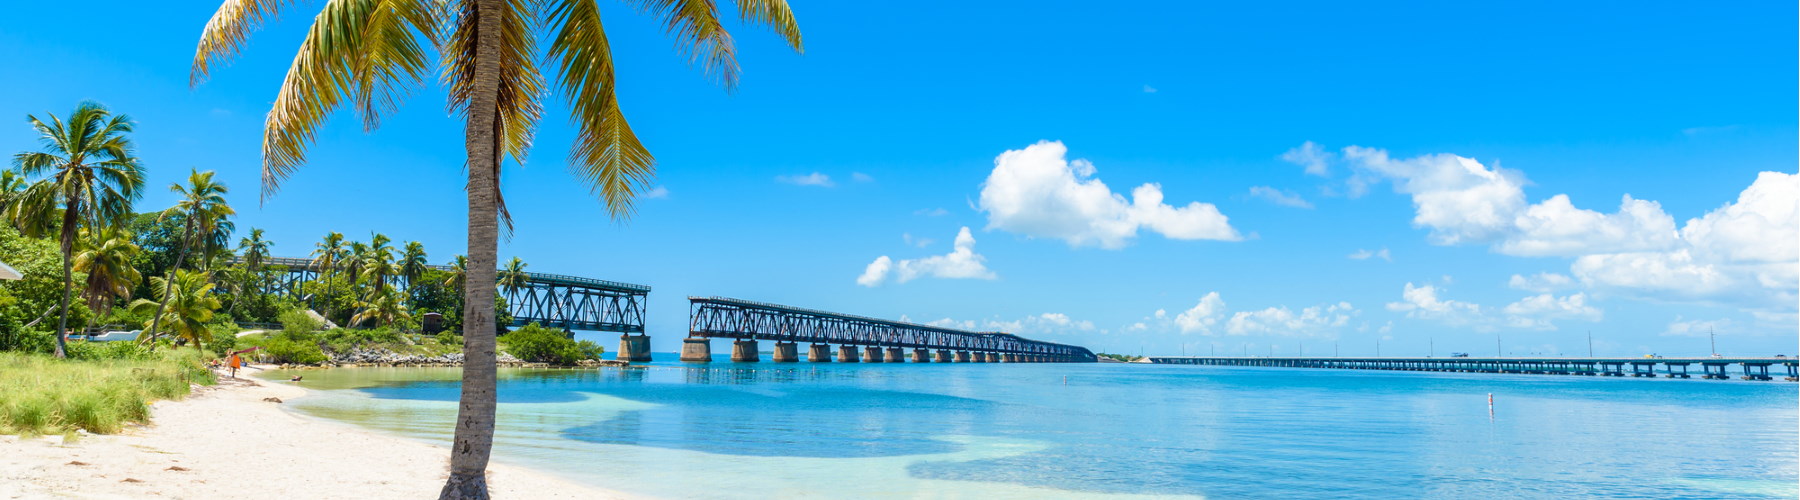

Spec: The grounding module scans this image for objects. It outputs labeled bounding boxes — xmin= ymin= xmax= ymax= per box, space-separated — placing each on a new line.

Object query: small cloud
xmin=1142 ymin=84 xmax=1158 ymax=93
xmin=852 ymin=172 xmax=874 ymax=183
xmin=777 ymin=172 xmax=834 ymax=187
xmin=1248 ymin=186 xmax=1313 ymax=208
xmin=902 ymin=233 xmax=934 ymax=248
xmin=643 ymin=186 xmax=670 ymax=199
xmin=1681 ymin=125 xmax=1740 ymax=137
xmin=1280 ymin=141 xmax=1332 ymax=176
xmin=1347 ymin=248 xmax=1391 ymax=261
xmin=856 ymin=227 xmax=996 ymax=287
xmin=1662 ymin=316 xmax=1735 ymax=337
xmin=915 ymin=207 xmax=949 ymax=217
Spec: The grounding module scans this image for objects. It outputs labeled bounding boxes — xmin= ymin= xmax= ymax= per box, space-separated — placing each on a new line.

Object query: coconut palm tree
xmin=238 ymin=227 xmax=273 ymax=272
xmin=73 ymin=225 xmax=142 ymax=329
xmin=145 ymin=169 xmax=234 ymax=345
xmin=129 ymin=269 xmax=221 ymax=352
xmin=310 ymin=231 xmax=345 ymax=316
xmin=191 ymin=1 xmax=802 ymax=494
xmin=352 ymin=287 xmax=412 ymax=328
xmin=400 ymin=241 xmax=429 ymax=285
xmin=10 ymin=101 xmax=146 ymax=358
xmin=498 ymin=257 xmax=528 ymax=299
xmin=443 ymin=255 xmax=468 ymax=291
xmin=365 ymin=233 xmax=395 ymax=295
xmin=343 ymin=240 xmax=369 ymax=292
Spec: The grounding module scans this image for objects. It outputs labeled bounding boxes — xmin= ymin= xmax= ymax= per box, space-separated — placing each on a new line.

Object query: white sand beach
xmin=0 ymin=365 xmax=634 ymax=499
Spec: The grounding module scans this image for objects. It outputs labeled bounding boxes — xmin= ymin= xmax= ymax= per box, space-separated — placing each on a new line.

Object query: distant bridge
xmin=250 ymin=256 xmax=649 ymax=333
xmin=684 ymin=296 xmax=1097 ymax=363
xmin=1147 ymin=356 xmax=1799 ymax=381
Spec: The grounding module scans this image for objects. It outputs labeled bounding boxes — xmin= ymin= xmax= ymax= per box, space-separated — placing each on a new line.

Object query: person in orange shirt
xmin=228 ymin=353 xmax=241 ymax=379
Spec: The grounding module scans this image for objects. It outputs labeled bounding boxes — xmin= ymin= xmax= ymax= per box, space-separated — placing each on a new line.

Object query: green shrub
xmin=64 ymin=341 xmax=154 ymax=361
xmin=318 ymin=327 xmax=404 ymax=353
xmin=501 ymin=323 xmax=585 ymax=365
xmin=435 ymin=333 xmax=462 ymax=347
xmin=263 ymin=337 xmax=328 ymax=365
xmin=0 ymin=351 xmax=214 ymax=435
xmin=575 ymin=340 xmax=605 ymax=361
xmin=278 ymin=309 xmax=321 ymax=340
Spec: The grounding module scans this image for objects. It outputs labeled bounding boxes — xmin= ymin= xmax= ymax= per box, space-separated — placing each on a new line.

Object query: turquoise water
xmin=266 ymin=356 xmax=1798 ymax=499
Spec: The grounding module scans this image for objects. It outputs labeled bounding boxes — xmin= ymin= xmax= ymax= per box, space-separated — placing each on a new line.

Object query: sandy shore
xmin=0 ymin=365 xmax=635 ymax=499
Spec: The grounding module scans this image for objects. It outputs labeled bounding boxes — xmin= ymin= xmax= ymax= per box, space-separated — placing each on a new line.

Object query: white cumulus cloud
xmin=1281 ymin=141 xmax=1332 ymax=177
xmin=1500 ymin=293 xmax=1603 ymax=330
xmin=1508 ymin=272 xmax=1575 ymax=293
xmin=978 ymin=140 xmax=1240 ymax=249
xmin=1386 ymin=282 xmax=1484 ymax=326
xmin=1225 ymin=302 xmax=1358 ymax=338
xmin=1662 ymin=316 xmax=1735 ymax=337
xmin=856 ymin=227 xmax=996 ymax=287
xmin=1174 ymin=292 xmax=1227 ymax=334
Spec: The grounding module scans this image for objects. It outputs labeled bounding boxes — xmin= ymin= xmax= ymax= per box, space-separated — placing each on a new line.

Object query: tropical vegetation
xmin=188 ymin=0 xmax=805 ymax=496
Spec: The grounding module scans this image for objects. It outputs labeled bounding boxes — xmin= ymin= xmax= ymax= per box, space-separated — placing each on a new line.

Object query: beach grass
xmin=0 ymin=350 xmax=215 ymax=436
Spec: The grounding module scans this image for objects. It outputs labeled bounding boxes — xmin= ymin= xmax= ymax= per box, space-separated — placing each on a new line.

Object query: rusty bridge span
xmin=684 ymin=296 xmax=1096 ymax=363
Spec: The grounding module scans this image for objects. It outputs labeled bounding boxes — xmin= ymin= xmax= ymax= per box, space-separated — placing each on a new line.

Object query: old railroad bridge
xmin=684 ymin=297 xmax=1097 ymax=363
xmin=1148 ymin=356 xmax=1800 ymax=381
xmin=251 ymin=257 xmax=1095 ymax=363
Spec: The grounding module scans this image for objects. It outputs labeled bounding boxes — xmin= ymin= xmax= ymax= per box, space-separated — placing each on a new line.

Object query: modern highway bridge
xmin=1148 ymin=356 xmax=1800 ymax=381
xmin=250 ymin=256 xmax=650 ymax=336
xmin=685 ymin=296 xmax=1097 ymax=363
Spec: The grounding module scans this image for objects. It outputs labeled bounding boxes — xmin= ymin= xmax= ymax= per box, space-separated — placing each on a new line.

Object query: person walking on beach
xmin=227 ymin=353 xmax=241 ymax=379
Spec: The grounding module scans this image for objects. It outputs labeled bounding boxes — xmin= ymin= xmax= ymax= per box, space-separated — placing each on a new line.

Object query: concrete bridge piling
xmin=809 ymin=343 xmax=833 ymax=362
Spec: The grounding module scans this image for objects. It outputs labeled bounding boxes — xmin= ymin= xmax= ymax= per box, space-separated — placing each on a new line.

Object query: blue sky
xmin=1 ymin=1 xmax=1793 ymax=356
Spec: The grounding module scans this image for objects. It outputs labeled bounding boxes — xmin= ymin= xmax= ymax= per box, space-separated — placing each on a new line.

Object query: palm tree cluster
xmin=304 ymin=230 xmax=494 ymax=330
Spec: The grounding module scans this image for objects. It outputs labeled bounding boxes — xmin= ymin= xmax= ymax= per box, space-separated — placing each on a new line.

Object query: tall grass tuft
xmin=0 ymin=350 xmax=216 ymax=436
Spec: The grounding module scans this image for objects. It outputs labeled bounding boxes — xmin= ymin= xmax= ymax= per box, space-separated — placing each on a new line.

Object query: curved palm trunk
xmin=146 ymin=218 xmax=197 ymax=346
xmin=441 ymin=1 xmax=504 ymax=497
xmin=53 ymin=208 xmax=77 ymax=358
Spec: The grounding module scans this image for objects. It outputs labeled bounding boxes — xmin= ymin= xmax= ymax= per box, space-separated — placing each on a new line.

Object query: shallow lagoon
xmin=267 ymin=357 xmax=1798 ymax=499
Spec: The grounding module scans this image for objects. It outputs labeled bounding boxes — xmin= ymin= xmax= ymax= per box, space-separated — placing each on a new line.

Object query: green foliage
xmin=1097 ymin=353 xmax=1145 ymax=362
xmin=278 ymin=308 xmax=321 ymax=339
xmin=435 ymin=332 xmax=463 ymax=347
xmin=575 ymin=339 xmax=605 ymax=360
xmin=261 ymin=336 xmax=327 ymax=365
xmin=319 ymin=327 xmax=403 ymax=353
xmin=500 ymin=323 xmax=590 ymax=365
xmin=0 ymin=224 xmax=84 ymax=329
xmin=62 ymin=340 xmax=154 ymax=361
xmin=0 ymin=350 xmax=213 ymax=435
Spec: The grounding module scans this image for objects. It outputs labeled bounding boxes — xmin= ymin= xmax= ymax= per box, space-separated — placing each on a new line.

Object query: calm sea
xmin=265 ymin=354 xmax=1798 ymax=499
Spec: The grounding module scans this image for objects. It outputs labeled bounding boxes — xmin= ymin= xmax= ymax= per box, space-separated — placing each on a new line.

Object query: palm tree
xmin=343 ymin=240 xmax=369 ymax=293
xmin=365 ymin=233 xmax=395 ymax=295
xmin=238 ymin=227 xmax=273 ymax=272
xmin=498 ymin=257 xmax=528 ymax=298
xmin=145 ymin=169 xmax=234 ymax=345
xmin=129 ymin=269 xmax=221 ymax=352
xmin=444 ymin=255 xmax=468 ymax=290
xmin=310 ymin=231 xmax=345 ymax=317
xmin=191 ymin=1 xmax=802 ymax=495
xmin=400 ymin=241 xmax=429 ymax=285
xmin=352 ymin=287 xmax=412 ymax=328
xmin=10 ymin=101 xmax=146 ymax=358
xmin=73 ymin=225 xmax=142 ymax=330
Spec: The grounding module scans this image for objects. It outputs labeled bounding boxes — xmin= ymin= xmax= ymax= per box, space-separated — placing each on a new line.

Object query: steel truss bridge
xmin=1147 ymin=356 xmax=1800 ymax=381
xmin=248 ymin=256 xmax=648 ymax=333
xmin=687 ymin=296 xmax=1096 ymax=362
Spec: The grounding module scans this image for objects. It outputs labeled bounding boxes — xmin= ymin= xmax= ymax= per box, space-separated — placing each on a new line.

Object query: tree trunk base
xmin=438 ymin=471 xmax=489 ymax=500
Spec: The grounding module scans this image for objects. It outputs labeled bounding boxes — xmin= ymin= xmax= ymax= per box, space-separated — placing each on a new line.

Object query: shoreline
xmin=0 ymin=364 xmax=638 ymax=499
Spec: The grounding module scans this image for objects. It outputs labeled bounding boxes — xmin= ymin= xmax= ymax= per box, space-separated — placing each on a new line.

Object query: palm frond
xmin=734 ymin=0 xmax=802 ymax=52
xmin=192 ymin=0 xmax=289 ymax=86
xmin=547 ymin=0 xmax=656 ymax=219
xmin=627 ymin=0 xmax=738 ymax=88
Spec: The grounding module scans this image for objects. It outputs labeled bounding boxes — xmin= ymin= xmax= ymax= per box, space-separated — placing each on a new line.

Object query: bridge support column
xmin=680 ymin=337 xmax=712 ymax=362
xmin=731 ymin=340 xmax=760 ymax=362
xmin=771 ymin=342 xmax=799 ymax=362
xmin=1002 ymin=354 xmax=1017 ymax=363
xmin=808 ymin=343 xmax=833 ymax=362
xmin=618 ymin=334 xmax=652 ymax=363
xmin=864 ymin=346 xmax=884 ymax=363
xmin=986 ymin=353 xmax=1000 ymax=363
xmin=911 ymin=348 xmax=931 ymax=363
xmin=934 ymin=350 xmax=953 ymax=362
xmin=955 ymin=351 xmax=971 ymax=362
xmin=885 ymin=347 xmax=905 ymax=363
xmin=837 ymin=345 xmax=861 ymax=362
